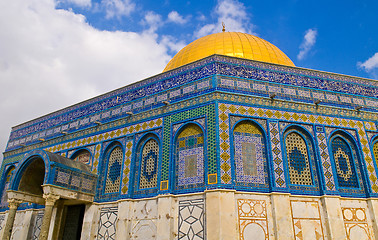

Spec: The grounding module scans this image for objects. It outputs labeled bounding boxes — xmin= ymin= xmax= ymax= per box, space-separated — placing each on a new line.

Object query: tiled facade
xmin=1 ymin=55 xmax=378 ymax=239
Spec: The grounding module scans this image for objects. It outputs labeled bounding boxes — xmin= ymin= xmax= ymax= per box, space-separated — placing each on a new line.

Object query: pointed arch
xmin=285 ymin=131 xmax=312 ymax=185
xmin=232 ymin=120 xmax=268 ymax=189
xmin=282 ymin=125 xmax=320 ymax=193
xmin=101 ymin=142 xmax=124 ymax=195
xmin=71 ymin=149 xmax=91 ymax=165
xmin=133 ymin=133 xmax=161 ymax=197
xmin=174 ymin=123 xmax=205 ymax=191
xmin=330 ymin=133 xmax=359 ymax=189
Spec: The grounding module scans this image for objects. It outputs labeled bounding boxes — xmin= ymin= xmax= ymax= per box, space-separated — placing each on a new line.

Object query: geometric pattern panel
xmin=316 ymin=131 xmax=336 ymax=191
xmin=269 ymin=121 xmax=286 ymax=188
xmin=331 ymin=137 xmax=359 ymax=189
xmin=121 ymin=141 xmax=133 ymax=194
xmin=237 ymin=199 xmax=269 ymax=240
xmin=0 ymin=214 xmax=5 ymax=232
xmin=291 ymin=200 xmax=324 ymax=240
xmin=105 ymin=147 xmax=123 ymax=194
xmin=139 ymin=139 xmax=159 ymax=190
xmin=92 ymin=144 xmax=102 ymax=174
xmin=286 ymin=132 xmax=313 ymax=186
xmin=176 ymin=124 xmax=204 ymax=190
xmin=234 ymin=122 xmax=266 ymax=185
xmin=97 ymin=207 xmax=118 ymax=240
xmin=130 ymin=220 xmax=157 ymax=240
xmin=32 ymin=211 xmax=44 ymax=240
xmin=218 ymin=103 xmax=378 ymax=193
xmin=178 ymin=198 xmax=205 ymax=240
xmin=342 ymin=208 xmax=372 ymax=240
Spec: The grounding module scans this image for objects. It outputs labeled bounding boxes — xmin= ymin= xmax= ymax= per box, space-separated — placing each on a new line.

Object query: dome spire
xmin=222 ymin=22 xmax=226 ymax=32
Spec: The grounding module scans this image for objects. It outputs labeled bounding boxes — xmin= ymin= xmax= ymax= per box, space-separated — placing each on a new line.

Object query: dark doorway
xmin=61 ymin=204 xmax=85 ymax=240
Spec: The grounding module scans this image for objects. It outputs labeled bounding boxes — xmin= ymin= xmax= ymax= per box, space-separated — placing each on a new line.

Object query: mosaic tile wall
xmin=218 ymin=102 xmax=377 ymax=196
xmin=237 ymin=199 xmax=269 ymax=240
xmin=315 ymin=128 xmax=336 ymax=192
xmin=162 ymin=104 xmax=216 ymax=190
xmin=8 ymin=54 xmax=378 ymax=153
xmin=51 ymin=165 xmax=97 ymax=194
xmin=97 ymin=207 xmax=118 ymax=240
xmin=0 ymin=166 xmax=15 ymax=207
xmin=176 ymin=124 xmax=205 ymax=191
xmin=269 ymin=121 xmax=286 ymax=188
xmin=178 ymin=198 xmax=205 ymax=240
xmin=121 ymin=140 xmax=133 ymax=195
xmin=233 ymin=121 xmax=268 ymax=188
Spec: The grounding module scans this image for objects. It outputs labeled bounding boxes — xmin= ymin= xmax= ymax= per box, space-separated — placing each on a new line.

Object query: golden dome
xmin=163 ymin=32 xmax=295 ymax=72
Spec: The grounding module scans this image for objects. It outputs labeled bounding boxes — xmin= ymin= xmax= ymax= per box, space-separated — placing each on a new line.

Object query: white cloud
xmin=161 ymin=35 xmax=186 ymax=53
xmin=167 ymin=11 xmax=188 ymax=24
xmin=142 ymin=11 xmax=163 ymax=33
xmin=358 ymin=53 xmax=378 ymax=79
xmin=0 ymin=0 xmax=172 ymax=163
xmin=101 ymin=0 xmax=135 ymax=19
xmin=195 ymin=0 xmax=254 ymax=38
xmin=297 ymin=28 xmax=317 ymax=60
xmin=358 ymin=53 xmax=378 ymax=71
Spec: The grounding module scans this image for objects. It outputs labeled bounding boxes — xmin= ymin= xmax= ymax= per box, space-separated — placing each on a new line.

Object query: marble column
xmin=2 ymin=198 xmax=22 ymax=240
xmin=39 ymin=194 xmax=60 ymax=240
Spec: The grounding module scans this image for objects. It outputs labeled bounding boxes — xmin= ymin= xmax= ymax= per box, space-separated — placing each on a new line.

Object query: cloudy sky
xmin=0 ymin=0 xmax=377 ymax=162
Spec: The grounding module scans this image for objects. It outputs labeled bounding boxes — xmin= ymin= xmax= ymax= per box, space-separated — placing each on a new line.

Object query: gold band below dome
xmin=163 ymin=32 xmax=295 ymax=72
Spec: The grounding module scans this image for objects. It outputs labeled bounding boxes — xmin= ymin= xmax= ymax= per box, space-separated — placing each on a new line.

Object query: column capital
xmin=43 ymin=193 xmax=60 ymax=206
xmin=7 ymin=198 xmax=23 ymax=209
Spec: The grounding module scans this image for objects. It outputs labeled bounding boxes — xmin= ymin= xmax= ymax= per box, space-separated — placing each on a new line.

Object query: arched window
xmin=1 ymin=166 xmax=15 ymax=207
xmin=104 ymin=146 xmax=123 ymax=194
xmin=133 ymin=134 xmax=160 ymax=196
xmin=139 ymin=138 xmax=159 ymax=189
xmin=175 ymin=124 xmax=204 ymax=190
xmin=233 ymin=121 xmax=267 ymax=187
xmin=285 ymin=131 xmax=313 ymax=185
xmin=71 ymin=149 xmax=91 ymax=164
xmin=331 ymin=136 xmax=359 ymax=188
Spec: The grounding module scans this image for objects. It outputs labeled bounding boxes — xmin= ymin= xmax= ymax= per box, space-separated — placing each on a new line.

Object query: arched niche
xmin=71 ymin=149 xmax=91 ymax=164
xmin=18 ymin=157 xmax=45 ymax=196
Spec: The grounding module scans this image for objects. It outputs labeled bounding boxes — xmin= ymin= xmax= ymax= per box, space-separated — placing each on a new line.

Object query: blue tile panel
xmin=175 ymin=124 xmax=205 ymax=191
xmin=269 ymin=121 xmax=287 ymax=188
xmin=50 ymin=163 xmax=97 ymax=194
xmin=233 ymin=122 xmax=268 ymax=189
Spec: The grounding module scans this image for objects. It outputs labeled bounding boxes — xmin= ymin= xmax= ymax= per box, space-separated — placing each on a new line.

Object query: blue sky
xmin=0 ymin=0 xmax=377 ymax=162
xmin=54 ymin=0 xmax=378 ymax=78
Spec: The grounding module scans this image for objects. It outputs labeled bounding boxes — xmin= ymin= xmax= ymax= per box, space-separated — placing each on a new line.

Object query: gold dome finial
xmin=222 ymin=22 xmax=226 ymax=32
